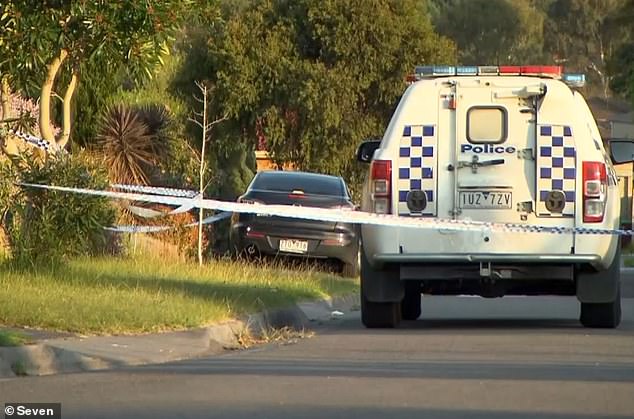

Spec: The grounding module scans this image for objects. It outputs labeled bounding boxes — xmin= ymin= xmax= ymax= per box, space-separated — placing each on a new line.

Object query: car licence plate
xmin=459 ymin=191 xmax=512 ymax=209
xmin=279 ymin=239 xmax=308 ymax=254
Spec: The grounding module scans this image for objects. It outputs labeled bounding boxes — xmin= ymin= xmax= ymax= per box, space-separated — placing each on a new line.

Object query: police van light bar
xmin=456 ymin=66 xmax=478 ymax=75
xmin=562 ymin=73 xmax=586 ymax=88
xmin=412 ymin=65 xmax=565 ymax=81
xmin=415 ymin=65 xmax=455 ymax=77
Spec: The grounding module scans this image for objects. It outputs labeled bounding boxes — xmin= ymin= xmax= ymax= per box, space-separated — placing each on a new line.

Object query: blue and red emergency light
xmin=408 ymin=65 xmax=585 ymax=88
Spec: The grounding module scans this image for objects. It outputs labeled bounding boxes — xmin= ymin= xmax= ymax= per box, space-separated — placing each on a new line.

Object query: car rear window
xmin=250 ymin=172 xmax=344 ymax=196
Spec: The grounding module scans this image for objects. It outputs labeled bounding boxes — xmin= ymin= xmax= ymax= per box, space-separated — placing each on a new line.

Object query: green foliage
xmin=0 ymin=0 xmax=192 ymax=95
xmin=108 ymin=53 xmax=200 ymax=190
xmin=71 ymin=59 xmax=127 ymax=148
xmin=4 ymin=152 xmax=115 ymax=267
xmin=609 ymin=43 xmax=634 ymax=105
xmin=607 ymin=0 xmax=634 ymax=104
xmin=544 ymin=0 xmax=628 ymax=96
xmin=204 ymin=0 xmax=454 ymax=194
xmin=0 ymin=0 xmax=194 ymax=151
xmin=431 ymin=0 xmax=547 ymax=64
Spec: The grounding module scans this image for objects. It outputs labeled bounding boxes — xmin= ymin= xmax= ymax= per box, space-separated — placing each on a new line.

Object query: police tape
xmin=7 ymin=129 xmax=64 ymax=153
xmin=19 ymin=182 xmax=634 ymax=236
xmin=105 ymin=212 xmax=231 ymax=233
xmin=112 ymin=184 xmax=199 ymax=198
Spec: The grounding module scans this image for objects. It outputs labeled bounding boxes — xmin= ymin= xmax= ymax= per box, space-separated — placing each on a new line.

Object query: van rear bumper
xmin=373 ymin=253 xmax=601 ymax=264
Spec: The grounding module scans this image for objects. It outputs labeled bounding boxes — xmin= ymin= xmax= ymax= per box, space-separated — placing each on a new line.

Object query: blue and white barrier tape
xmin=7 ymin=129 xmax=63 ymax=153
xmin=104 ymin=211 xmax=231 ymax=233
xmin=18 ymin=182 xmax=634 ymax=236
xmin=112 ymin=184 xmax=199 ymax=198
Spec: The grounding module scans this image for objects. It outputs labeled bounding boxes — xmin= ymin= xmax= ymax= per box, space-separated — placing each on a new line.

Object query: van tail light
xmin=370 ymin=160 xmax=392 ymax=214
xmin=582 ymin=161 xmax=608 ymax=223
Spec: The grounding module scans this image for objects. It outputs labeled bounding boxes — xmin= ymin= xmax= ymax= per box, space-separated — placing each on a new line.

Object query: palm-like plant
xmin=97 ymin=105 xmax=157 ymax=185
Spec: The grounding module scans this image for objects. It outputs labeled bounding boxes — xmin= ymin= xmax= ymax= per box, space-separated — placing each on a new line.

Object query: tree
xmin=544 ymin=0 xmax=629 ymax=99
xmin=430 ymin=0 xmax=547 ymax=65
xmin=0 ymin=1 xmax=191 ymax=151
xmin=208 ymin=0 xmax=455 ymax=185
xmin=608 ymin=0 xmax=634 ymax=104
xmin=188 ymin=81 xmax=226 ymax=265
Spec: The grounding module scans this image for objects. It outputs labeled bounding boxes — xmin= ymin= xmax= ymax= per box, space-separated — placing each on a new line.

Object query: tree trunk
xmin=57 ymin=71 xmax=78 ymax=148
xmin=39 ymin=49 xmax=68 ymax=144
xmin=0 ymin=76 xmax=10 ymax=121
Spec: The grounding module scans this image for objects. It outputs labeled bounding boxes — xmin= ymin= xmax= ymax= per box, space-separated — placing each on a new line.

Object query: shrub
xmin=97 ymin=104 xmax=157 ymax=185
xmin=4 ymin=151 xmax=116 ymax=267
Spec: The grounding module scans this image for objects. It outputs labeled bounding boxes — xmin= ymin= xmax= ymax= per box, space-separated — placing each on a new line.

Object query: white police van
xmin=356 ymin=65 xmax=623 ymax=329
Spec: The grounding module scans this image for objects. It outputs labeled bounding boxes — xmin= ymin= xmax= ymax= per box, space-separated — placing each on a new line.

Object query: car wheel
xmin=580 ymin=288 xmax=621 ymax=328
xmin=401 ymin=281 xmax=421 ymax=321
xmin=341 ymin=260 xmax=359 ymax=278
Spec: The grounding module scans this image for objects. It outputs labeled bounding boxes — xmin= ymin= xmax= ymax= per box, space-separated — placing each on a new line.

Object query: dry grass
xmin=236 ymin=326 xmax=315 ymax=349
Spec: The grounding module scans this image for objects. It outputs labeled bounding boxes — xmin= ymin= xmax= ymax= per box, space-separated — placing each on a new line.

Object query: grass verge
xmin=0 ymin=256 xmax=357 ymax=335
xmin=0 ymin=330 xmax=30 ymax=347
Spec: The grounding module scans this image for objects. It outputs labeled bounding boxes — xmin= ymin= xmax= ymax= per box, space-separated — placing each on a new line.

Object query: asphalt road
xmin=2 ymin=273 xmax=634 ymax=419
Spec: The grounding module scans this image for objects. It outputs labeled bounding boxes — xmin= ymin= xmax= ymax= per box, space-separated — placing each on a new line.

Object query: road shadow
xmin=127 ymin=355 xmax=634 ymax=383
xmin=60 ymin=405 xmax=634 ymax=419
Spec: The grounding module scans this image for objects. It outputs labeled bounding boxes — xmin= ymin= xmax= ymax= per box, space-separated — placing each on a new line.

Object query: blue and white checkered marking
xmin=397 ymin=125 xmax=437 ymax=216
xmin=537 ymin=125 xmax=576 ymax=217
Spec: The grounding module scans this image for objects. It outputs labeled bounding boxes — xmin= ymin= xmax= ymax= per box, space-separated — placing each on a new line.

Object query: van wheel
xmin=360 ymin=248 xmax=401 ymax=328
xmin=361 ymin=295 xmax=401 ymax=328
xmin=401 ymin=281 xmax=422 ymax=320
xmin=580 ymin=289 xmax=621 ymax=328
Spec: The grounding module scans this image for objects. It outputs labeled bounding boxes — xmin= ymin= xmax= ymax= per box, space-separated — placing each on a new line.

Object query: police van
xmin=356 ymin=65 xmax=623 ymax=329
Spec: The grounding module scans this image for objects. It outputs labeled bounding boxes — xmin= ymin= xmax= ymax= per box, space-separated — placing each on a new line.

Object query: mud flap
xmin=360 ymin=246 xmax=403 ymax=303
xmin=576 ymin=248 xmax=621 ymax=303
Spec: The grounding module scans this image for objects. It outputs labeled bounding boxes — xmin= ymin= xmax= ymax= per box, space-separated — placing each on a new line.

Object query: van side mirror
xmin=610 ymin=140 xmax=634 ymax=165
xmin=356 ymin=140 xmax=381 ymax=163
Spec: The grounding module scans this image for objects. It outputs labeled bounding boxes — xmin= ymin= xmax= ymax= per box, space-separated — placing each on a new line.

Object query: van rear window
xmin=467 ymin=106 xmax=507 ymax=144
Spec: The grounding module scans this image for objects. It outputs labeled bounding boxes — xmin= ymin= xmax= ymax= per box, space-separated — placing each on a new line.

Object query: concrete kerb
xmin=0 ymin=292 xmax=359 ymax=378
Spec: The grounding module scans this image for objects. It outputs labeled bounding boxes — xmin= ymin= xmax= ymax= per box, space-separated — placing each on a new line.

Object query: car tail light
xmin=370 ymin=160 xmax=391 ymax=214
xmin=582 ymin=161 xmax=608 ymax=223
xmin=246 ymin=227 xmax=265 ymax=238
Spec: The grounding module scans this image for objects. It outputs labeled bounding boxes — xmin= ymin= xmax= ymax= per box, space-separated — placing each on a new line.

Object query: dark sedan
xmin=230 ymin=171 xmax=359 ymax=277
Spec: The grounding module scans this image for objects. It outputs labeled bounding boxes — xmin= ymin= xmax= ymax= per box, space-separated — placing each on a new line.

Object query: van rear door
xmin=451 ymin=78 xmax=575 ymax=251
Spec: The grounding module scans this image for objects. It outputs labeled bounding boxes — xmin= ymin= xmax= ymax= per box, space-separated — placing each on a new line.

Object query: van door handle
xmin=457 ymin=156 xmax=505 ymax=173
xmin=478 ymin=158 xmax=505 ymax=167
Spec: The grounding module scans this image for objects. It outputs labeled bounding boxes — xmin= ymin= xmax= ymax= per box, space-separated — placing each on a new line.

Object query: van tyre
xmin=577 ymin=247 xmax=621 ymax=328
xmin=401 ymin=282 xmax=422 ymax=320
xmin=361 ymin=296 xmax=401 ymax=328
xmin=580 ymin=289 xmax=621 ymax=328
xmin=360 ymin=247 xmax=402 ymax=328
